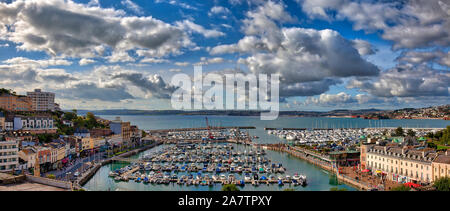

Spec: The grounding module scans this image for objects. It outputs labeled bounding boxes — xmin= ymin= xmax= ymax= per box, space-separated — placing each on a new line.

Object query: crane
xmin=205 ymin=117 xmax=214 ymax=140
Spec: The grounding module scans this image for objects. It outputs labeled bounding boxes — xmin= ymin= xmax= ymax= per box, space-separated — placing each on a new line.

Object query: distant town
xmin=74 ymin=105 xmax=450 ymax=120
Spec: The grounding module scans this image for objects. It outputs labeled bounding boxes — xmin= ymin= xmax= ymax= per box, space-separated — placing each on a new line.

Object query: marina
xmin=267 ymin=127 xmax=440 ymax=144
xmin=107 ymin=143 xmax=307 ymax=187
xmin=83 ymin=142 xmax=355 ymax=191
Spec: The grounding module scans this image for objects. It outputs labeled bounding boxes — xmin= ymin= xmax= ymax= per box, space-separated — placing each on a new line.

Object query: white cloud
xmin=121 ymin=0 xmax=144 ymax=15
xmin=107 ymin=51 xmax=135 ymax=63
xmin=140 ymin=57 xmax=169 ymax=64
xmin=196 ymin=57 xmax=225 ymax=65
xmin=208 ymin=6 xmax=231 ymax=17
xmin=175 ymin=20 xmax=225 ymax=38
xmin=174 ymin=62 xmax=190 ymax=67
xmin=351 ymin=39 xmax=377 ymax=56
xmin=305 ymin=92 xmax=356 ymax=106
xmin=79 ymin=58 xmax=96 ymax=66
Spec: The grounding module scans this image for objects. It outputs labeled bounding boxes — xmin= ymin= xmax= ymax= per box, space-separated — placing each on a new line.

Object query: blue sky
xmin=0 ymin=0 xmax=448 ymax=111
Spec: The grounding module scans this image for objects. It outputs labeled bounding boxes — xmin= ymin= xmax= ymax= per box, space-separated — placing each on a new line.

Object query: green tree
xmin=283 ymin=188 xmax=295 ymax=191
xmin=222 ymin=184 xmax=240 ymax=191
xmin=37 ymin=133 xmax=58 ymax=143
xmin=46 ymin=174 xmax=56 ymax=179
xmin=427 ymin=142 xmax=437 ymax=149
xmin=85 ymin=112 xmax=98 ymax=129
xmin=390 ymin=185 xmax=411 ymax=191
xmin=425 ymin=132 xmax=435 ymax=139
xmin=142 ymin=130 xmax=148 ymax=138
xmin=440 ymin=126 xmax=450 ymax=145
xmin=395 ymin=127 xmax=404 ymax=136
xmin=433 ymin=177 xmax=450 ymax=191
xmin=406 ymin=129 xmax=416 ymax=137
xmin=63 ymin=111 xmax=77 ymax=121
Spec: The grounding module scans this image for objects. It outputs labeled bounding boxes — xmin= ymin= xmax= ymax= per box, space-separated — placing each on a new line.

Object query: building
xmin=0 ymin=138 xmax=19 ymax=172
xmin=109 ymin=117 xmax=131 ymax=146
xmin=62 ymin=120 xmax=73 ymax=127
xmin=89 ymin=128 xmax=112 ymax=138
xmin=365 ymin=145 xmax=437 ymax=184
xmin=0 ymin=93 xmax=32 ymax=111
xmin=360 ymin=143 xmax=370 ymax=170
xmin=3 ymin=115 xmax=13 ymax=131
xmin=432 ymin=151 xmax=450 ymax=181
xmin=18 ymin=147 xmax=37 ymax=169
xmin=81 ymin=137 xmax=91 ymax=151
xmin=130 ymin=125 xmax=142 ymax=146
xmin=122 ymin=122 xmax=131 ymax=143
xmin=0 ymin=112 xmax=4 ymax=131
xmin=13 ymin=115 xmax=56 ymax=134
xmin=109 ymin=117 xmax=124 ymax=134
xmin=74 ymin=128 xmax=90 ymax=138
xmin=26 ymin=89 xmax=55 ymax=111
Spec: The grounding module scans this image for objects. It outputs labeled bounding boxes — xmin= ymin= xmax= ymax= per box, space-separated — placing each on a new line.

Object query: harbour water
xmin=82 ymin=115 xmax=448 ymax=191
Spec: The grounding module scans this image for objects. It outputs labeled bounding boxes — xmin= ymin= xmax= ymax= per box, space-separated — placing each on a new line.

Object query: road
xmin=45 ymin=152 xmax=106 ymax=181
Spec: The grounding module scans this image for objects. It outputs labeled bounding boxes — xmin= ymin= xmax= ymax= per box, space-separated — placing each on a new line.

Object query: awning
xmin=375 ymin=170 xmax=382 ymax=174
xmin=361 ymin=169 xmax=370 ymax=173
xmin=404 ymin=182 xmax=421 ymax=188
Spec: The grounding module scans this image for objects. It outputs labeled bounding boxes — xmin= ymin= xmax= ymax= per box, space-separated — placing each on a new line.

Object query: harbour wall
xmin=26 ymin=175 xmax=72 ymax=190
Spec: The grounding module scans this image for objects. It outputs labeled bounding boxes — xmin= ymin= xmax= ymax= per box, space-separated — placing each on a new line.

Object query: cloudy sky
xmin=0 ymin=0 xmax=448 ymax=111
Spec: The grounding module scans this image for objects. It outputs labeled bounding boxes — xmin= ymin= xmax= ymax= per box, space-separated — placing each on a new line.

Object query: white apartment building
xmin=26 ymin=89 xmax=56 ymax=111
xmin=14 ymin=116 xmax=55 ymax=131
xmin=0 ymin=139 xmax=19 ymax=172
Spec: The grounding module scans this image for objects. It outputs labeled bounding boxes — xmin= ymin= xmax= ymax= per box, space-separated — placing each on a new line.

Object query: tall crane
xmin=205 ymin=117 xmax=214 ymax=140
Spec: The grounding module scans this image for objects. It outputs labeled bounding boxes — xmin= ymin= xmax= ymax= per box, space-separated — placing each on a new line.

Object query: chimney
xmin=402 ymin=147 xmax=406 ymax=155
xmin=422 ymin=151 xmax=425 ymax=158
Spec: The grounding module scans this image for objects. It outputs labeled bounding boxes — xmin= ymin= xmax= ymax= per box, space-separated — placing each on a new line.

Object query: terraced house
xmin=364 ymin=144 xmax=450 ymax=184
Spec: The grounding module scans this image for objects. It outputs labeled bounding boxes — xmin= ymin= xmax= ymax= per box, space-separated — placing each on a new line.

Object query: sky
xmin=0 ymin=0 xmax=448 ymax=111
